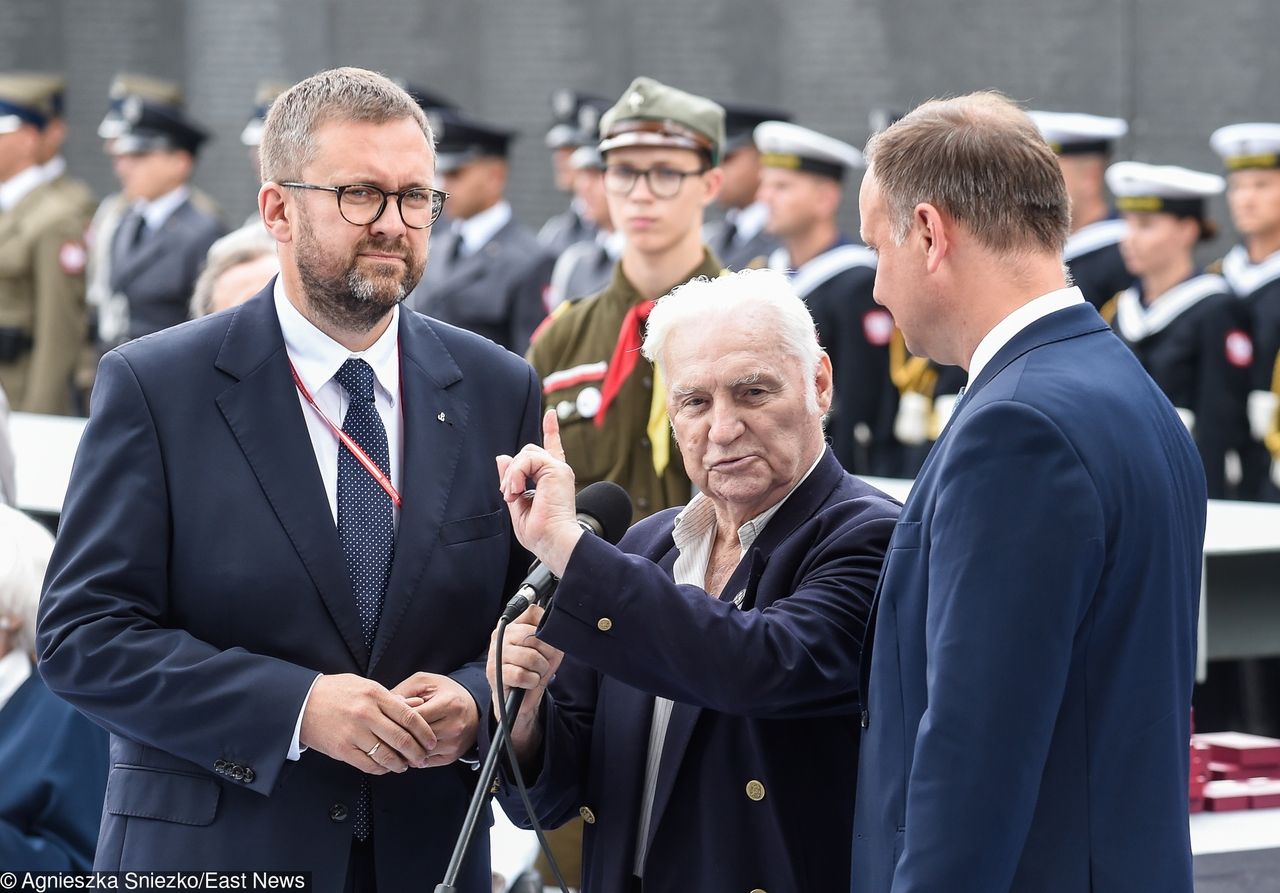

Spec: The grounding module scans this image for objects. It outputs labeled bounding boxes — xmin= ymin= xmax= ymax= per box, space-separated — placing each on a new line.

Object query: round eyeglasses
xmin=280 ymin=182 xmax=449 ymax=229
xmin=602 ymin=164 xmax=708 ymax=199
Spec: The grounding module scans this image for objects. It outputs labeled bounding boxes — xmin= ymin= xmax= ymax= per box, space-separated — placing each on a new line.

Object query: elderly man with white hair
xmin=0 ymin=505 xmax=108 ymax=868
xmin=485 ymin=268 xmax=900 ymax=893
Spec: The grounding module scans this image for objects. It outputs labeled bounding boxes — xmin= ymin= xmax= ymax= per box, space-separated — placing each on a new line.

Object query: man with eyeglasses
xmin=38 ymin=67 xmax=540 ymax=893
xmin=528 ymin=76 xmax=725 ymax=522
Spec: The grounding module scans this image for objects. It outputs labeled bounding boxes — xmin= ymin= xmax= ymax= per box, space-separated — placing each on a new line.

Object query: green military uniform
xmin=0 ymin=74 xmax=91 ymax=415
xmin=0 ymin=176 xmax=91 ymax=415
xmin=528 ymin=250 xmax=723 ymax=520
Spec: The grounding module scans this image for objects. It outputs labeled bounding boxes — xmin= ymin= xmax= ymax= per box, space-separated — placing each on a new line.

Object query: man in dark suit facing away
xmin=38 ymin=68 xmax=540 ymax=893
xmin=851 ymin=92 xmax=1206 ymax=893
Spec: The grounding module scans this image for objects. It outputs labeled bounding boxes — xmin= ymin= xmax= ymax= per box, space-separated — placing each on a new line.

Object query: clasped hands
xmin=300 ymin=671 xmax=479 ymax=775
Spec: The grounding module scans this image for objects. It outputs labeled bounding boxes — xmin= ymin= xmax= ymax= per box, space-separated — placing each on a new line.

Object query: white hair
xmin=641 ymin=268 xmax=824 ymax=410
xmin=0 ymin=505 xmax=55 ymax=658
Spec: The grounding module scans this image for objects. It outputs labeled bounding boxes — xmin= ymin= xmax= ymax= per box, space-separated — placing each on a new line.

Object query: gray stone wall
xmin=2 ymin=0 xmax=1277 ymax=256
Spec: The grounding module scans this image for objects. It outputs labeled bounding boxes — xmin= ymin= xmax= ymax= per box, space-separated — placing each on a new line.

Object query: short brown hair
xmin=258 ymin=67 xmax=432 ymax=184
xmin=864 ymin=91 xmax=1069 ymax=255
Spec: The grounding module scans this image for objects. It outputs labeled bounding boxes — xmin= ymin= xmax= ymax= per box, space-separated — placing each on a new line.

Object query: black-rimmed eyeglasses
xmin=602 ymin=164 xmax=708 ymax=199
xmin=280 ymin=182 xmax=449 ymax=229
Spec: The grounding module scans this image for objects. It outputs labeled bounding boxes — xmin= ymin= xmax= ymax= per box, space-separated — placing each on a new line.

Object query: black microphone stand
xmin=434 ymin=590 xmax=569 ymax=893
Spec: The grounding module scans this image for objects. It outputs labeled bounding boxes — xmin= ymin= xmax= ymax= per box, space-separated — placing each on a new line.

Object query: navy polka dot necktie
xmin=333 ymin=357 xmax=394 ymax=841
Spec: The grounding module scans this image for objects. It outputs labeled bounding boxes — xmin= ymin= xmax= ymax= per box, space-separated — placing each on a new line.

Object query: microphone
xmin=499 ymin=480 xmax=633 ymax=623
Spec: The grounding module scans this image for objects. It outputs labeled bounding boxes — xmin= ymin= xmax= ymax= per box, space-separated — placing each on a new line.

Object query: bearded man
xmin=37 ymin=67 xmax=539 ymax=893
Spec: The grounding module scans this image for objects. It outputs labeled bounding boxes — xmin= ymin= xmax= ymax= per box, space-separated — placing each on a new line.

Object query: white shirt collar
xmin=673 ymin=451 xmax=824 ymax=557
xmin=0 ymin=649 xmax=32 ymax=712
xmin=726 ymin=200 xmax=770 ymax=243
xmin=39 ymin=155 xmax=67 ymax=184
xmin=272 ymin=276 xmax=401 ymax=408
xmin=596 ymin=228 xmax=625 ymax=259
xmin=0 ymin=165 xmax=47 ymax=212
xmin=455 ymin=200 xmax=512 ymax=257
xmin=966 ymin=286 xmax=1085 ymax=386
xmin=134 ymin=184 xmax=191 ymax=233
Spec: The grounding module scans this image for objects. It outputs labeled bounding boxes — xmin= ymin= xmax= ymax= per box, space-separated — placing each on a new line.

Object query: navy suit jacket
xmin=0 ymin=673 xmax=109 ymax=869
xmin=852 ymin=303 xmax=1206 ymax=892
xmin=490 ymin=450 xmax=899 ymax=893
xmin=37 ymin=283 xmax=541 ymax=893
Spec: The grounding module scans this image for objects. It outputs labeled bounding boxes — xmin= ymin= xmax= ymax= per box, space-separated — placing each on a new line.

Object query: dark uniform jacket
xmin=106 ymin=195 xmax=225 ymax=344
xmin=526 ymin=251 xmax=722 ymax=521
xmin=489 ymin=449 xmax=899 ymax=893
xmin=410 ymin=216 xmax=549 ymax=355
xmin=1106 ymin=273 xmax=1252 ymax=498
xmin=1063 ymin=216 xmax=1133 ymax=310
xmin=537 ymin=202 xmax=596 ymax=259
xmin=0 ymin=174 xmax=91 ymax=414
xmin=770 ymin=241 xmax=898 ymax=476
xmin=703 ymin=203 xmax=780 ymax=272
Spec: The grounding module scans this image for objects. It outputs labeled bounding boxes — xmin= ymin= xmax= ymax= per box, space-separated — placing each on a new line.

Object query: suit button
xmin=242 ymin=767 xmax=255 ymax=784
xmin=230 ymin=765 xmax=245 ymax=781
xmin=214 ymin=760 xmax=227 ymax=773
xmin=639 ymin=436 xmax=651 ymax=448
xmin=330 ymin=803 xmax=348 ymax=823
xmin=597 ymin=617 xmax=613 ymax=632
xmin=750 ymin=888 xmax=767 ymax=893
xmin=579 ymin=806 xmax=596 ymax=824
xmin=745 ymin=780 xmax=765 ymax=801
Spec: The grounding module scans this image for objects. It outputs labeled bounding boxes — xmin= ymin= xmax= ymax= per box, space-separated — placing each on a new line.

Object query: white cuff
xmin=288 ymin=675 xmax=322 ymax=761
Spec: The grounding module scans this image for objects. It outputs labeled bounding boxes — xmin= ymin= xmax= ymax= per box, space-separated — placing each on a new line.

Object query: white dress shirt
xmin=132 ymin=184 xmax=191 ymax=235
xmin=0 ymin=165 xmax=46 ymax=213
xmin=455 ymin=200 xmax=513 ymax=258
xmin=273 ymin=276 xmax=404 ymax=759
xmin=633 ymin=453 xmax=822 ymax=876
xmin=966 ymin=286 xmax=1086 ymax=386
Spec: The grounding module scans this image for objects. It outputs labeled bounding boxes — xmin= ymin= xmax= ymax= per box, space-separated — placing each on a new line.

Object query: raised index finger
xmin=542 ymin=408 xmax=566 ymax=461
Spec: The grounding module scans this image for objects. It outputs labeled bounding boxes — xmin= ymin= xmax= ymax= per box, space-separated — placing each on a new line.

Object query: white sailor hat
xmin=753 ymin=120 xmax=863 ymax=181
xmin=1028 ymin=111 xmax=1127 ymax=156
xmin=1210 ymin=123 xmax=1280 ymax=172
xmin=1105 ymin=161 xmax=1224 ymax=217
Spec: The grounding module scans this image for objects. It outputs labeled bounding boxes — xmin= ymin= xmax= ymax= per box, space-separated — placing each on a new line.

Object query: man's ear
xmin=260 ymin=182 xmax=291 ymax=243
xmin=701 ymin=166 xmax=724 ymax=207
xmin=914 ymin=202 xmax=950 ymax=274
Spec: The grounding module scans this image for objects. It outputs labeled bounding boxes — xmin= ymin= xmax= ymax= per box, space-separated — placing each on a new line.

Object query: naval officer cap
xmin=598 ymin=77 xmax=725 ymax=165
xmin=1210 ymin=123 xmax=1280 ymax=172
xmin=1106 ymin=160 xmax=1224 ymax=219
xmin=109 ymin=95 xmax=210 ymax=156
xmin=240 ymin=80 xmax=290 ymax=147
xmin=0 ymin=72 xmax=62 ymax=133
xmin=428 ymin=108 xmax=516 ymax=174
xmin=98 ymin=72 xmax=185 ymax=140
xmin=546 ymin=89 xmax=611 ymax=149
xmin=753 ymin=120 xmax=864 ymax=181
xmin=1028 ymin=110 xmax=1128 ymax=156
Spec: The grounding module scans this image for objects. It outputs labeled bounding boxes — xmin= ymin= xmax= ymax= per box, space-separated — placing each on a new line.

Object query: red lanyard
xmin=289 ymin=359 xmax=403 ymax=508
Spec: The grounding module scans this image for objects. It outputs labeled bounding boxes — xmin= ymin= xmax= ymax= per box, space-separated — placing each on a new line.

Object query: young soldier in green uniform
xmin=0 ymin=74 xmax=91 ymax=415
xmin=528 ymin=77 xmax=724 ymax=521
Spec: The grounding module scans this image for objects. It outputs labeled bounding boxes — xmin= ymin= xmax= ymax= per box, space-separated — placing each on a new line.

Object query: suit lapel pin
xmin=437 ymin=410 xmax=453 ymax=426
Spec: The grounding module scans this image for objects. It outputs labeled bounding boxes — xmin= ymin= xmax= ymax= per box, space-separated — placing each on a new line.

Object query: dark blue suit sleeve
xmin=894 ymin=401 xmax=1105 ymax=892
xmin=538 ymin=508 xmax=895 ymax=718
xmin=447 ymin=362 xmax=543 ymax=717
xmin=36 ymin=351 xmax=319 ymax=795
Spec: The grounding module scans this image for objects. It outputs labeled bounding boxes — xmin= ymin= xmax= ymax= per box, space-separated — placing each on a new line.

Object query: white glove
xmin=1248 ymin=390 xmax=1279 ymax=443
xmin=895 ymin=392 xmax=930 ymax=446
